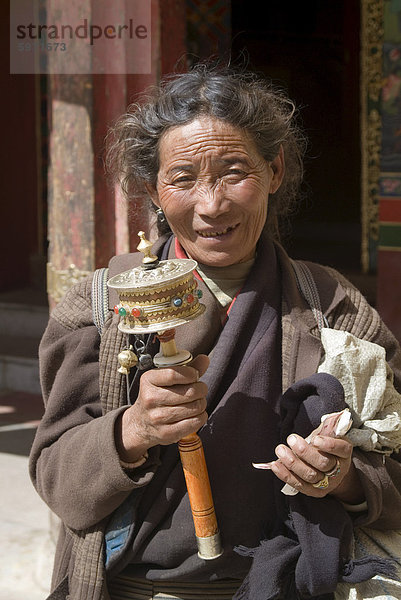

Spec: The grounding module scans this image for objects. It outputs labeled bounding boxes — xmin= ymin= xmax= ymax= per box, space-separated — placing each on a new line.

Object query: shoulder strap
xmin=92 ymin=267 xmax=110 ymax=335
xmin=291 ymin=259 xmax=328 ymax=331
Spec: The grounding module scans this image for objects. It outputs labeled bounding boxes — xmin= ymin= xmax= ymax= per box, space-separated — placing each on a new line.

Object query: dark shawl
xmin=105 ymin=233 xmax=284 ymax=583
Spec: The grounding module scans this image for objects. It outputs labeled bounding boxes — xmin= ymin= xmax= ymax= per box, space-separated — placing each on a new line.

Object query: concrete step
xmin=0 ymin=298 xmax=48 ymax=394
xmin=0 ymin=334 xmax=42 ymax=394
xmin=0 ymin=301 xmax=49 ymax=338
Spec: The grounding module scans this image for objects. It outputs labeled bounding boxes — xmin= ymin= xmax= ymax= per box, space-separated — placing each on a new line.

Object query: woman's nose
xmin=195 ymin=182 xmax=230 ymax=217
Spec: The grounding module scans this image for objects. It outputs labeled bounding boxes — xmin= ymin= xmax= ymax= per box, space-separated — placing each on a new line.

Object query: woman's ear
xmin=145 ymin=183 xmax=160 ymax=207
xmin=269 ymin=145 xmax=285 ymax=194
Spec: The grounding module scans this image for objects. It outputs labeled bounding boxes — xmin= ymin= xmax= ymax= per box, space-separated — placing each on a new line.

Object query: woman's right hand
xmin=115 ymin=354 xmax=210 ymax=464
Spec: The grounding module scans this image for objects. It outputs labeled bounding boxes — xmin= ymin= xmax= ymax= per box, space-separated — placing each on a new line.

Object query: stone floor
xmin=0 ymin=390 xmax=55 ymax=600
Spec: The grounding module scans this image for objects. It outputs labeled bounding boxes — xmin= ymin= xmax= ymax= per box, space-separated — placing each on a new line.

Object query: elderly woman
xmin=30 ymin=65 xmax=401 ymax=600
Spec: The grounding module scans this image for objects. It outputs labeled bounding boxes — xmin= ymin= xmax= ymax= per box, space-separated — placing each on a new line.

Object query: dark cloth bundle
xmin=233 ymin=373 xmax=397 ymax=600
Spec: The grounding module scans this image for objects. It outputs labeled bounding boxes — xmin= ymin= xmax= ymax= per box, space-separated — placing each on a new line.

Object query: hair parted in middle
xmin=106 ymin=61 xmax=307 ymax=238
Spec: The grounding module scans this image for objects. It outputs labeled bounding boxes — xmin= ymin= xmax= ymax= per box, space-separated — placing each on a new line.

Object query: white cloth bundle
xmin=317 ymin=328 xmax=401 ymax=455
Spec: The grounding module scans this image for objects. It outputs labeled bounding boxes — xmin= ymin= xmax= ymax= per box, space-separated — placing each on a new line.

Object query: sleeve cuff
xmin=97 ymin=406 xmax=160 ymax=491
xmin=119 ymin=452 xmax=149 ymax=470
xmin=121 ymin=445 xmax=161 ymax=484
xmin=342 ymin=500 xmax=368 ymax=513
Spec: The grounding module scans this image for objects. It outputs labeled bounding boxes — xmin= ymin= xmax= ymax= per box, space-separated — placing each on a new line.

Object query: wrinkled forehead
xmin=158 ymin=116 xmax=263 ymax=168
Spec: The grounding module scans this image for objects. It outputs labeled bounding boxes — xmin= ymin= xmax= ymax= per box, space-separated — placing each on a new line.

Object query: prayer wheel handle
xmin=154 ymin=331 xmax=223 ymax=560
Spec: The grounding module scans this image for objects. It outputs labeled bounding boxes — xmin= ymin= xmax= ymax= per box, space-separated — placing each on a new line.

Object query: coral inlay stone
xmin=186 ymin=294 xmax=194 ymax=304
xmin=114 ymin=305 xmax=120 ymax=314
xmin=131 ymin=307 xmax=142 ymax=317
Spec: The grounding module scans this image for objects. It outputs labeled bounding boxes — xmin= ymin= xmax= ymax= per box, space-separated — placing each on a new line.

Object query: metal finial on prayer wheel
xmin=137 ymin=231 xmax=158 ymax=265
xmin=117 ymin=346 xmax=138 ymax=375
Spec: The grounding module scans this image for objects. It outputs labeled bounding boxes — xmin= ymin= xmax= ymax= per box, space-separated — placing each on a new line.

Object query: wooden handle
xmin=155 ymin=328 xmax=223 ymax=559
xmin=178 ymin=433 xmax=219 ymax=539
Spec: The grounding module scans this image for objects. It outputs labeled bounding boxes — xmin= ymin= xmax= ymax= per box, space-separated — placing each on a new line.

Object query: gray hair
xmin=106 ymin=63 xmax=306 ymax=238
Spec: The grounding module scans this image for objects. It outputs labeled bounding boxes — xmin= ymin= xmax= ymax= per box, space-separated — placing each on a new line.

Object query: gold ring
xmin=325 ymin=459 xmax=341 ymax=479
xmin=312 ymin=474 xmax=329 ymax=489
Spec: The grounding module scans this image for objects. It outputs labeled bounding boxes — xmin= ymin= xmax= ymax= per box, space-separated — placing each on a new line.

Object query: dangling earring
xmin=156 ymin=208 xmax=167 ymax=226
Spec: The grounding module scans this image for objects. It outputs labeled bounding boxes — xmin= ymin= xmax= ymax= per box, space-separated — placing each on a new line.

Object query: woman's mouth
xmin=196 ymin=224 xmax=239 ymax=238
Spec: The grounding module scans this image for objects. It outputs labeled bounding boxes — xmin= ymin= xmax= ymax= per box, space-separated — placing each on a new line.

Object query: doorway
xmin=231 ymin=1 xmax=363 ymax=277
xmin=1 ymin=2 xmax=47 ymax=298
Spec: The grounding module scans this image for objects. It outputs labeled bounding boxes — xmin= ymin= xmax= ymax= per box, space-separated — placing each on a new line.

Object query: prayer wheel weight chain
xmin=178 ymin=433 xmax=223 ymax=560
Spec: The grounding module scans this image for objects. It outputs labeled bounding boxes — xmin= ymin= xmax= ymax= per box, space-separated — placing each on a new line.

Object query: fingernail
xmin=253 ymin=462 xmax=273 ymax=470
xmin=287 ymin=435 xmax=297 ymax=447
xmin=276 ymin=445 xmax=286 ymax=458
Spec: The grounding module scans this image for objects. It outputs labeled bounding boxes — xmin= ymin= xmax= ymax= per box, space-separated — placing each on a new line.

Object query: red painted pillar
xmin=46 ymin=0 xmax=186 ymax=305
xmin=46 ymin=0 xmax=95 ymax=306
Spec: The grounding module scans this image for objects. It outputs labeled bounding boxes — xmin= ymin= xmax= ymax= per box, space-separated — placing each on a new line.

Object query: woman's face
xmin=151 ymin=116 xmax=284 ymax=267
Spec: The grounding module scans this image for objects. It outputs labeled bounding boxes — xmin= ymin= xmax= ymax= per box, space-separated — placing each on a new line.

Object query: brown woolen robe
xmin=30 ymin=233 xmax=401 ymax=599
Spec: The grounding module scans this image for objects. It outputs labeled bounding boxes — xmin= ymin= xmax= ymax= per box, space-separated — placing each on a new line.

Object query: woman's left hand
xmin=268 ymin=434 xmax=364 ymax=502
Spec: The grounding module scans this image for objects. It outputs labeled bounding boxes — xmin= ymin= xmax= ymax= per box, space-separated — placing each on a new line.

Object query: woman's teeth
xmin=198 ymin=225 xmax=236 ymax=238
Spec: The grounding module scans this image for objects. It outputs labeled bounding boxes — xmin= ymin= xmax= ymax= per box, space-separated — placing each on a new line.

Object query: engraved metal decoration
xmin=360 ymin=0 xmax=384 ymax=272
xmin=117 ymin=346 xmax=138 ymax=375
xmin=110 ymin=259 xmax=194 ymax=289
xmin=107 ymin=248 xmax=205 ymax=334
xmin=47 ymin=262 xmax=90 ymax=303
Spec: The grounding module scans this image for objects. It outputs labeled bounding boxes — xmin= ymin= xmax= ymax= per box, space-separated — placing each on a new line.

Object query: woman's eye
xmin=225 ymin=169 xmax=245 ymax=179
xmin=172 ymin=176 xmax=194 ymax=185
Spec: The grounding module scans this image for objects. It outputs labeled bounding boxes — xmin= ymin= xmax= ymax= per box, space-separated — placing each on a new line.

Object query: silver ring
xmin=312 ymin=474 xmax=329 ymax=489
xmin=325 ymin=459 xmax=341 ymax=479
